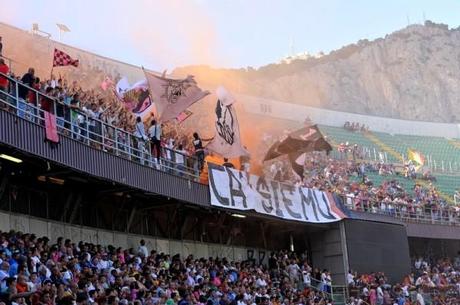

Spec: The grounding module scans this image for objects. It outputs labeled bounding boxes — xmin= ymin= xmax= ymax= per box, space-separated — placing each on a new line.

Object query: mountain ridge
xmin=174 ymin=21 xmax=460 ymax=123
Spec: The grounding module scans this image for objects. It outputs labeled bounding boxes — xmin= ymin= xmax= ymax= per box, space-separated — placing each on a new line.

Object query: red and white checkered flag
xmin=52 ymin=48 xmax=79 ymax=68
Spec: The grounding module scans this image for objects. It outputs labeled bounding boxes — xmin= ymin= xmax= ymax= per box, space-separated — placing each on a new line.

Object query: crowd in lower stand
xmin=0 ymin=230 xmax=458 ymax=305
xmin=347 ymin=255 xmax=460 ymax=305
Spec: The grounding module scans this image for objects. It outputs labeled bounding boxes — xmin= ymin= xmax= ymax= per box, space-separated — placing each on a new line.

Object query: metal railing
xmin=0 ymin=72 xmax=200 ymax=181
xmin=306 ymin=277 xmax=347 ymax=304
xmin=343 ymin=196 xmax=460 ymax=226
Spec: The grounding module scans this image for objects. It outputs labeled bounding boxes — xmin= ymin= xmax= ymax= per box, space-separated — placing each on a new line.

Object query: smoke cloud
xmin=0 ymin=0 xmax=223 ymax=71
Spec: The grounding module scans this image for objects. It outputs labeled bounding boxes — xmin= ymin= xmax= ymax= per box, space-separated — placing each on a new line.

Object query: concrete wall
xmin=240 ymin=94 xmax=460 ymax=138
xmin=344 ymin=219 xmax=411 ymax=283
xmin=0 ymin=211 xmax=268 ymax=264
xmin=310 ymin=223 xmax=347 ymax=285
xmin=409 ymin=237 xmax=460 ymax=259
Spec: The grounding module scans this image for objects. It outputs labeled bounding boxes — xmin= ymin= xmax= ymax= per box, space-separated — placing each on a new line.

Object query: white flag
xmin=206 ymin=86 xmax=249 ymax=158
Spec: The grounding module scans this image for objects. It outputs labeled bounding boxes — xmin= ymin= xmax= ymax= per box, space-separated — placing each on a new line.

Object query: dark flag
xmin=263 ymin=125 xmax=332 ymax=162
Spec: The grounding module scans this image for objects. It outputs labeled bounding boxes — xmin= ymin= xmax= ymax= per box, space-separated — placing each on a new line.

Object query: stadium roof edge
xmin=0 ymin=21 xmax=161 ymax=76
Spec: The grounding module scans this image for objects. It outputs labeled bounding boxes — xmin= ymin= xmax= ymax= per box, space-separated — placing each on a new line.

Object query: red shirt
xmin=0 ymin=63 xmax=9 ymax=89
xmin=28 ymin=83 xmax=40 ymax=105
xmin=40 ymin=96 xmax=53 ymax=113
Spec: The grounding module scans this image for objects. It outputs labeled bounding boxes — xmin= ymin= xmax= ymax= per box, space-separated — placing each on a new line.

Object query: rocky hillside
xmin=175 ymin=21 xmax=460 ymax=123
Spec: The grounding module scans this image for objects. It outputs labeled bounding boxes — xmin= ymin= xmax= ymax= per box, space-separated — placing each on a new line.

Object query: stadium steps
xmin=448 ymin=139 xmax=460 ymax=150
xmin=362 ymin=132 xmax=403 ymax=162
xmin=308 ymin=279 xmax=347 ymax=305
xmin=318 ymin=125 xmax=382 ymax=154
xmin=331 ymin=285 xmax=348 ymax=305
xmin=394 ymin=134 xmax=460 ymax=167
xmin=432 ymin=174 xmax=460 ymax=196
xmin=364 ymin=172 xmax=416 ymax=196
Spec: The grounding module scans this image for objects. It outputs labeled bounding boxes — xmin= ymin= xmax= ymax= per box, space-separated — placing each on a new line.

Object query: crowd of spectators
xmin=0 ymin=230 xmax=459 ymax=305
xmin=343 ymin=122 xmax=369 ymax=133
xmin=347 ymin=254 xmax=460 ymax=305
xmin=0 ymin=230 xmax=339 ymax=305
xmin=0 ymin=63 xmax=208 ymax=177
xmin=336 ymin=143 xmax=364 ymax=161
xmin=263 ymin=151 xmax=459 ymax=220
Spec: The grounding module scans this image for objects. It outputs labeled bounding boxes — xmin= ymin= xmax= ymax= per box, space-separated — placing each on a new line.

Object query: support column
xmin=339 ymin=221 xmax=350 ymax=286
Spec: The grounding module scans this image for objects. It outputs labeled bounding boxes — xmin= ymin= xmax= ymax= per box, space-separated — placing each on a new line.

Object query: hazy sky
xmin=1 ymin=0 xmax=460 ymax=71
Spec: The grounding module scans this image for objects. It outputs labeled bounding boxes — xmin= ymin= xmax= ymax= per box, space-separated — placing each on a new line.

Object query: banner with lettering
xmin=208 ymin=163 xmax=349 ymax=223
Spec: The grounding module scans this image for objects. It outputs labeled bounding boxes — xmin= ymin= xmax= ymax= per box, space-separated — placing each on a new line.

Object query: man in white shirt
xmin=302 ymin=270 xmax=311 ymax=287
xmin=255 ymin=275 xmax=267 ymax=288
xmin=414 ymin=257 xmax=423 ymax=270
xmin=287 ymin=261 xmax=301 ymax=285
xmin=138 ymin=239 xmax=149 ymax=258
xmin=347 ymin=270 xmax=355 ymax=286
xmin=148 ymin=120 xmax=162 ymax=164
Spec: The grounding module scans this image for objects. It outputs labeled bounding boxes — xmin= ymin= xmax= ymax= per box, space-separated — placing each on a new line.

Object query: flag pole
xmin=51 ymin=48 xmax=55 ymax=80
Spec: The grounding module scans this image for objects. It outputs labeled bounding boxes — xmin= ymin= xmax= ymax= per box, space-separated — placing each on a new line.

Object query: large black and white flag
xmin=207 ymin=86 xmax=249 ymax=158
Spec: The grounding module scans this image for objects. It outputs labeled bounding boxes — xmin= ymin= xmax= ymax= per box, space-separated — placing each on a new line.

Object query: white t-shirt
xmin=175 ymin=150 xmax=187 ymax=165
xmin=288 ymin=264 xmax=300 ymax=279
xmin=138 ymin=245 xmax=148 ymax=257
xmin=347 ymin=273 xmax=355 ymax=285
xmin=362 ymin=287 xmax=369 ymax=297
xmin=302 ymin=272 xmax=311 ymax=285
xmin=416 ymin=292 xmax=425 ymax=305
xmin=377 ymin=287 xmax=383 ymax=298
xmin=135 ymin=121 xmax=147 ymax=139
xmin=30 ymin=256 xmax=41 ymax=273
xmin=255 ymin=278 xmax=267 ymax=288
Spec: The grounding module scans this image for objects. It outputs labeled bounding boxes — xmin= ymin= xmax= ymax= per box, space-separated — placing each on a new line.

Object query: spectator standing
xmin=193 ymin=132 xmax=205 ymax=171
xmin=84 ymin=103 xmax=103 ymax=146
xmin=0 ymin=59 xmax=9 ymax=109
xmin=148 ymin=120 xmax=162 ymax=165
xmin=164 ymin=137 xmax=174 ymax=171
xmin=26 ymin=77 xmax=40 ymax=122
xmin=134 ymin=117 xmax=148 ymax=162
xmin=287 ymin=260 xmax=301 ymax=286
xmin=18 ymin=68 xmax=35 ymax=119
xmin=69 ymin=94 xmax=81 ymax=139
xmin=137 ymin=240 xmax=148 ymax=258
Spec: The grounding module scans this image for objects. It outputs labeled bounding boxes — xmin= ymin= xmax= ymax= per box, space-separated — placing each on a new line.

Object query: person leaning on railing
xmin=0 ymin=58 xmax=9 ymax=107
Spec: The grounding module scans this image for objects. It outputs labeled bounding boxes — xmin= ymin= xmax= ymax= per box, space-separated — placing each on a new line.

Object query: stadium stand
xmin=320 ymin=125 xmax=460 ymax=174
xmin=1 ymin=29 xmax=460 ymax=305
xmin=0 ymin=229 xmax=457 ymax=305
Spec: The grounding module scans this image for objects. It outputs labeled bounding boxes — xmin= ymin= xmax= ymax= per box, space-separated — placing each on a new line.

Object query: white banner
xmin=208 ymin=163 xmax=348 ymax=223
